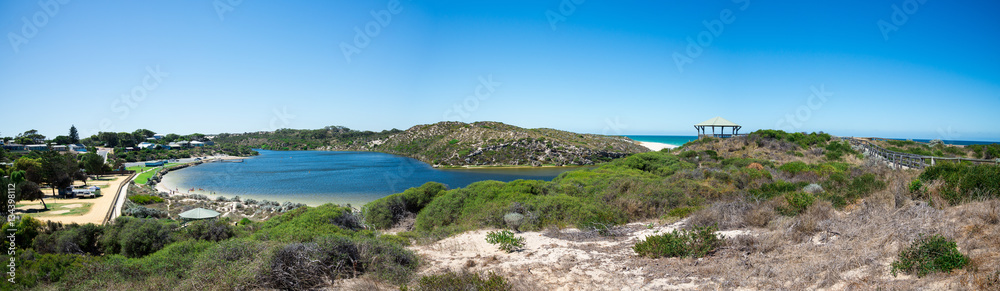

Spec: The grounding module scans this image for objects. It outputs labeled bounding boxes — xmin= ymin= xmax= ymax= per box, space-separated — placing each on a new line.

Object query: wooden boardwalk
xmin=843 ymin=137 xmax=999 ymax=170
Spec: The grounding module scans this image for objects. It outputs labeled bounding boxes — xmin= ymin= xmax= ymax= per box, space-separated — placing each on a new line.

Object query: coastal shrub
xmin=750 ymin=180 xmax=807 ymax=200
xmin=409 ymin=271 xmax=511 ymax=291
xmin=891 ymin=234 xmax=969 ymax=277
xmin=122 ymin=200 xmax=168 ymax=218
xmin=920 ymin=163 xmax=1000 ymax=204
xmin=183 ymin=218 xmax=236 ymax=242
xmin=13 ymin=216 xmax=44 ymax=249
xmin=824 ymin=140 xmax=855 ymax=161
xmin=612 ymin=151 xmax=693 ymax=176
xmin=364 ymin=182 xmax=447 ymax=229
xmin=721 ymin=157 xmax=773 ymax=168
xmin=503 ymin=212 xmax=525 ymax=231
xmin=633 ymin=225 xmax=723 ymax=258
xmin=666 ymin=206 xmax=699 ymax=218
xmin=100 ymin=217 xmax=177 ymax=258
xmin=256 ymin=204 xmax=361 ymax=242
xmin=485 ymin=230 xmax=524 ymax=253
xmin=2 ymin=251 xmax=99 ymax=288
xmin=909 ymin=179 xmax=924 ymax=194
xmin=32 ymin=223 xmax=103 ymax=255
xmin=129 ymin=194 xmax=164 ymax=205
xmin=779 ymin=192 xmax=815 ymax=216
xmin=750 ymin=130 xmax=831 ymax=148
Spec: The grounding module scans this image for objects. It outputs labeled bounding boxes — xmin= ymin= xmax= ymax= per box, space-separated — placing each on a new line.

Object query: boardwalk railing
xmin=843 ymin=137 xmax=999 ymax=170
xmin=103 ymin=172 xmax=137 ymax=225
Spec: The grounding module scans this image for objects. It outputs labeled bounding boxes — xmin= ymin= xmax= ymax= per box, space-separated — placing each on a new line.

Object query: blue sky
xmin=1 ymin=0 xmax=998 ymax=141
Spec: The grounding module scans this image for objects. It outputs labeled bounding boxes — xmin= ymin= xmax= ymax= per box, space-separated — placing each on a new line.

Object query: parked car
xmin=66 ymin=185 xmax=101 ymax=198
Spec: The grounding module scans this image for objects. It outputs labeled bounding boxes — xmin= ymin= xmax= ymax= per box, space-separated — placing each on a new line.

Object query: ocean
xmin=624 ymin=135 xmax=699 ymax=147
xmin=158 ymin=150 xmax=581 ymax=206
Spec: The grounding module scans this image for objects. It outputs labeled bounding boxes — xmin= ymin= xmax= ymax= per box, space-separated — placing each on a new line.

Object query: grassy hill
xmin=211 ymin=121 xmax=649 ymax=166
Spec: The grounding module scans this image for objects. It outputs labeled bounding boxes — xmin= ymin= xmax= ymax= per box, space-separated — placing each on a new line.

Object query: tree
xmin=117 ymin=132 xmax=136 ymax=148
xmin=132 ymin=129 xmax=154 ymax=142
xmin=11 ymin=157 xmax=45 ymax=209
xmin=98 ymin=132 xmax=119 ymax=147
xmin=15 ymin=129 xmax=46 ymax=144
xmin=37 ymin=151 xmax=82 ymax=201
xmin=163 ymin=134 xmax=180 ymax=143
xmin=81 ymin=152 xmax=105 ymax=177
xmin=69 ymin=125 xmax=79 ymax=144
xmin=52 ymin=135 xmax=73 ymax=145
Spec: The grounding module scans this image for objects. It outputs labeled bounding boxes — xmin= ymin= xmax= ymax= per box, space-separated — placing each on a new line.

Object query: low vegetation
xmin=406 ymin=271 xmax=511 ymax=291
xmin=891 ymin=234 xmax=969 ymax=277
xmin=485 ymin=230 xmax=525 ymax=253
xmin=633 ymin=225 xmax=723 ymax=258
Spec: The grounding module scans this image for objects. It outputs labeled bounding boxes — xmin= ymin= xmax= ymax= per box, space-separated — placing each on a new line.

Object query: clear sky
xmin=2 ymin=0 xmax=998 ymax=141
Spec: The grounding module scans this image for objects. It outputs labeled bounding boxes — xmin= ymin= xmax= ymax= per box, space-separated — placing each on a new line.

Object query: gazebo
xmin=694 ymin=117 xmax=742 ymax=139
xmin=178 ymin=207 xmax=221 ymax=220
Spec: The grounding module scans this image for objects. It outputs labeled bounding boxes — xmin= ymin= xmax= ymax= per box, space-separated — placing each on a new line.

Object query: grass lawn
xmin=128 ymin=162 xmax=190 ymax=185
xmin=16 ymin=202 xmax=94 ymax=217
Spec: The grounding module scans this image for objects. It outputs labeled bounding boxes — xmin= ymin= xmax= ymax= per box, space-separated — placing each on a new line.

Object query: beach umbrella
xmin=178 ymin=207 xmax=221 ymax=220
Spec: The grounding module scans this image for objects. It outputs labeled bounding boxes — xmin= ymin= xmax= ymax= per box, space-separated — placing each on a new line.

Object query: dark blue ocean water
xmin=159 ymin=150 xmax=579 ymax=206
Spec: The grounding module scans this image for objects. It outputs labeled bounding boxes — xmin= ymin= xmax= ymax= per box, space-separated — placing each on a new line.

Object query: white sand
xmin=638 ymin=141 xmax=678 ymax=151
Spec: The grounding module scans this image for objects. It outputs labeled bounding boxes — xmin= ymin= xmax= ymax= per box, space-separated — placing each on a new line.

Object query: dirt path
xmin=27 ymin=175 xmax=131 ymax=225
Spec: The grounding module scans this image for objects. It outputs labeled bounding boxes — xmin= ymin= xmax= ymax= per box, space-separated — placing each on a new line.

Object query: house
xmin=52 ymin=145 xmax=68 ymax=151
xmin=2 ymin=144 xmax=25 ymax=151
xmin=138 ymin=142 xmax=155 ymax=149
xmin=152 ymin=134 xmax=165 ymax=140
xmin=190 ymin=141 xmax=205 ymax=147
xmin=169 ymin=141 xmax=190 ymax=149
xmin=145 ymin=160 xmax=167 ymax=167
xmin=26 ymin=144 xmax=48 ymax=151
xmin=69 ymin=144 xmax=87 ymax=152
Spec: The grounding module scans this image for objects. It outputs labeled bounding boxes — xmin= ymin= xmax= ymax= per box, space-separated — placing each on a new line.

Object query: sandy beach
xmin=638 ymin=141 xmax=678 ymax=151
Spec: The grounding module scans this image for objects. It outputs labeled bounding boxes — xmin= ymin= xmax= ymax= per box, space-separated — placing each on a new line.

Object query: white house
xmin=152 ymin=134 xmax=165 ymax=140
xmin=190 ymin=141 xmax=205 ymax=147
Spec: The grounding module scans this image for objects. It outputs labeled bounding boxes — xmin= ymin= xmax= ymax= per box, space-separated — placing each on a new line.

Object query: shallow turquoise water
xmin=624 ymin=135 xmax=698 ymax=147
xmin=158 ymin=150 xmax=581 ymax=206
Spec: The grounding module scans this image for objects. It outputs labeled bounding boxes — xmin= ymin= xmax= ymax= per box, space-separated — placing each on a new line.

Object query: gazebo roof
xmin=178 ymin=207 xmax=221 ymax=219
xmin=695 ymin=116 xmax=739 ymax=127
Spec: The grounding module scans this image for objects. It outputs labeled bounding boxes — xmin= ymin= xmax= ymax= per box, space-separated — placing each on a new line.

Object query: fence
xmin=844 ymin=137 xmax=999 ymax=170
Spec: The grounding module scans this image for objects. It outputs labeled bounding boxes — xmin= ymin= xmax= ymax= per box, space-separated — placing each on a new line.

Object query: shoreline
xmin=638 ymin=141 xmax=679 ymax=151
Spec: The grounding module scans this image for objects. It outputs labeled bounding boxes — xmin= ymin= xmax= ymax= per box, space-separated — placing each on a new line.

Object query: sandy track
xmin=28 ymin=175 xmax=130 ymax=225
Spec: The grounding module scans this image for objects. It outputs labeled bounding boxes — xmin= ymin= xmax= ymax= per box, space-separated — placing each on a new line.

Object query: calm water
xmin=624 ymin=135 xmax=699 ymax=146
xmin=159 ymin=150 xmax=581 ymax=206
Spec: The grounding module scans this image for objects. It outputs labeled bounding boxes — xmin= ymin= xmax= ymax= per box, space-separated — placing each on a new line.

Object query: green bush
xmin=485 ymin=230 xmax=524 ymax=253
xmin=666 ymin=206 xmax=699 ymax=218
xmin=363 ymin=182 xmax=447 ymax=229
xmin=891 ymin=234 xmax=969 ymax=277
xmin=633 ymin=225 xmax=723 ymax=258
xmin=32 ymin=223 xmax=104 ymax=255
xmin=100 ymin=217 xmax=177 ymax=258
xmin=408 ymin=271 xmax=511 ymax=291
xmin=780 ymin=192 xmax=815 ymax=215
xmin=750 ymin=180 xmax=807 ymax=200
xmin=920 ymin=163 xmax=1000 ymax=204
xmin=909 ymin=179 xmax=924 ymax=194
xmin=183 ymin=218 xmax=236 ymax=242
xmin=128 ymin=194 xmax=165 ymax=205
xmin=256 ymin=204 xmax=360 ymax=242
